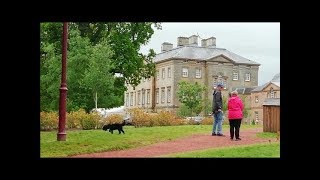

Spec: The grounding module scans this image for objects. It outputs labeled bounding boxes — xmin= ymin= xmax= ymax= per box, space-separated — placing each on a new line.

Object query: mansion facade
xmin=125 ymin=35 xmax=261 ymax=113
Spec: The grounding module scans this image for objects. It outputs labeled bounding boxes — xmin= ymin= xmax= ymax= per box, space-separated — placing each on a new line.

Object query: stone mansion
xmin=124 ymin=35 xmax=261 ymax=113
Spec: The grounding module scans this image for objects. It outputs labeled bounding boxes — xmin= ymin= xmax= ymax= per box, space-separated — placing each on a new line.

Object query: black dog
xmin=102 ymin=120 xmax=125 ymax=134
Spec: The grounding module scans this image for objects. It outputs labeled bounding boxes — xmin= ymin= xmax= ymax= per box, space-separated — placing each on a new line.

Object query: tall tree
xmin=76 ymin=22 xmax=161 ymax=88
xmin=40 ymin=22 xmax=161 ymax=111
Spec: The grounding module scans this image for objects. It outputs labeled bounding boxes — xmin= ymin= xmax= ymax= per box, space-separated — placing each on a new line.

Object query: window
xmin=157 ymin=70 xmax=159 ymax=80
xmin=182 ymin=68 xmax=188 ymax=77
xmin=255 ymin=96 xmax=259 ymax=103
xmin=125 ymin=93 xmax=129 ymax=106
xmin=168 ymin=67 xmax=171 ymax=78
xmin=161 ymin=88 xmax=165 ymax=103
xmin=195 ymin=69 xmax=201 ymax=78
xmin=223 ymin=79 xmax=227 ymax=89
xmin=143 ymin=77 xmax=146 ymax=82
xmin=245 ymin=73 xmax=251 ymax=81
xmin=255 ymin=111 xmax=259 ymax=121
xmin=270 ymin=91 xmax=275 ymax=98
xmin=233 ymin=72 xmax=238 ymax=80
xmin=162 ymin=68 xmax=165 ymax=79
xmin=134 ymin=92 xmax=136 ymax=106
xmin=255 ymin=111 xmax=259 ymax=124
xmin=130 ymin=92 xmax=133 ymax=106
xmin=167 ymin=86 xmax=171 ymax=103
xmin=156 ymin=88 xmax=159 ymax=104
xmin=142 ymin=89 xmax=145 ymax=105
xmin=269 ymin=88 xmax=276 ymax=98
xmin=137 ymin=91 xmax=141 ymax=105
xmin=147 ymin=89 xmax=150 ymax=104
xmin=213 ymin=79 xmax=217 ymax=88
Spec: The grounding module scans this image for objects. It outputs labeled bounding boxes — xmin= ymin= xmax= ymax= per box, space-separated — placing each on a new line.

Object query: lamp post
xmin=57 ymin=22 xmax=68 ymax=141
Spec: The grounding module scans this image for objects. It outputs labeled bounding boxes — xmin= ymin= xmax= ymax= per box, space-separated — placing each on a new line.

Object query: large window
xmin=195 ymin=69 xmax=201 ymax=78
xmin=168 ymin=67 xmax=171 ymax=78
xmin=167 ymin=86 xmax=171 ymax=103
xmin=182 ymin=68 xmax=188 ymax=77
xmin=156 ymin=88 xmax=159 ymax=104
xmin=130 ymin=92 xmax=133 ymax=106
xmin=233 ymin=72 xmax=238 ymax=80
xmin=161 ymin=87 xmax=165 ymax=103
xmin=142 ymin=90 xmax=145 ymax=105
xmin=126 ymin=93 xmax=129 ymax=106
xmin=162 ymin=68 xmax=165 ymax=79
xmin=146 ymin=89 xmax=150 ymax=104
xmin=245 ymin=73 xmax=251 ymax=81
xmin=137 ymin=91 xmax=141 ymax=105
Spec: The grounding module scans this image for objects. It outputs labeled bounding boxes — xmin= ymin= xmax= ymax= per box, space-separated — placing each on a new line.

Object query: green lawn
xmin=40 ymin=124 xmax=261 ymax=158
xmin=161 ymin=142 xmax=280 ymax=158
xmin=256 ymin=132 xmax=278 ymax=138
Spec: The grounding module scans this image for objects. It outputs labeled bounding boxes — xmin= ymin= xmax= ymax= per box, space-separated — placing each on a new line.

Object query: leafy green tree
xmin=40 ymin=22 xmax=161 ymax=111
xmin=75 ymin=22 xmax=161 ymax=88
xmin=41 ymin=26 xmax=117 ymax=112
xmin=177 ymin=81 xmax=207 ymax=116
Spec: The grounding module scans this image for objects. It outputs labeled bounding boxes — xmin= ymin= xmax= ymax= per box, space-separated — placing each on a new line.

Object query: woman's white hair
xmin=231 ymin=90 xmax=238 ymax=96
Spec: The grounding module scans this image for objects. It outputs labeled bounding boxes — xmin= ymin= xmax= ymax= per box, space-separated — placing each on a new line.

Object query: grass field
xmin=162 ymin=142 xmax=280 ymax=158
xmin=41 ymin=125 xmax=261 ymax=158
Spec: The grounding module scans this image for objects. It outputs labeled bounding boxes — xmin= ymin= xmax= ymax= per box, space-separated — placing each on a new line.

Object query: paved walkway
xmin=71 ymin=127 xmax=274 ymax=158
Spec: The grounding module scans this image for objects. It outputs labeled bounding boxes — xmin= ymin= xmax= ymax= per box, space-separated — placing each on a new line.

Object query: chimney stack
xmin=161 ymin=42 xmax=173 ymax=52
xmin=188 ymin=35 xmax=198 ymax=46
xmin=177 ymin=36 xmax=189 ymax=46
xmin=201 ymin=37 xmax=216 ymax=48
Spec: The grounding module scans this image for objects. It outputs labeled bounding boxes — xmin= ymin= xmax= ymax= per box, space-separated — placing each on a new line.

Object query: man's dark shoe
xmin=217 ymin=133 xmax=225 ymax=136
xmin=212 ymin=133 xmax=217 ymax=136
xmin=235 ymin=138 xmax=241 ymax=141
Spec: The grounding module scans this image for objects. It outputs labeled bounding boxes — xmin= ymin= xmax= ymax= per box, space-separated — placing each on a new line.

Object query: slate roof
xmin=153 ymin=45 xmax=260 ymax=65
xmin=252 ymin=73 xmax=280 ymax=92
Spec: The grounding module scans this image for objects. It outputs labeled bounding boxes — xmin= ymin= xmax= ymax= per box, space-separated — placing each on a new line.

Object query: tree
xmin=76 ymin=22 xmax=161 ymax=88
xmin=177 ymin=81 xmax=207 ymax=116
xmin=40 ymin=22 xmax=161 ymax=112
xmin=40 ymin=25 xmax=118 ymax=112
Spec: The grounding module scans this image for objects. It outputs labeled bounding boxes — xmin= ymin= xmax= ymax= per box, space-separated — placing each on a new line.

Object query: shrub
xmin=156 ymin=111 xmax=185 ymax=126
xmin=128 ymin=108 xmax=185 ymax=127
xmin=67 ymin=109 xmax=87 ymax=129
xmin=40 ymin=111 xmax=58 ymax=131
xmin=128 ymin=108 xmax=151 ymax=127
xmin=200 ymin=117 xmax=213 ymax=125
xmin=104 ymin=114 xmax=123 ymax=125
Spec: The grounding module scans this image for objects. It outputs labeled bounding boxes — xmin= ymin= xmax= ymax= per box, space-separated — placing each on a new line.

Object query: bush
xmin=40 ymin=111 xmax=58 ymax=131
xmin=104 ymin=114 xmax=123 ymax=124
xmin=67 ymin=109 xmax=87 ymax=129
xmin=128 ymin=108 xmax=186 ymax=127
xmin=157 ymin=111 xmax=185 ymax=126
xmin=128 ymin=108 xmax=151 ymax=127
xmin=200 ymin=117 xmax=213 ymax=125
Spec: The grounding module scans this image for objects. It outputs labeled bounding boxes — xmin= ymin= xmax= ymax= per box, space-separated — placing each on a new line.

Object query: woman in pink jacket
xmin=228 ymin=90 xmax=244 ymax=141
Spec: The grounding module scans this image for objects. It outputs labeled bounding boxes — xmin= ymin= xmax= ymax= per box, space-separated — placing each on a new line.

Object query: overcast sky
xmin=139 ymin=22 xmax=280 ymax=86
